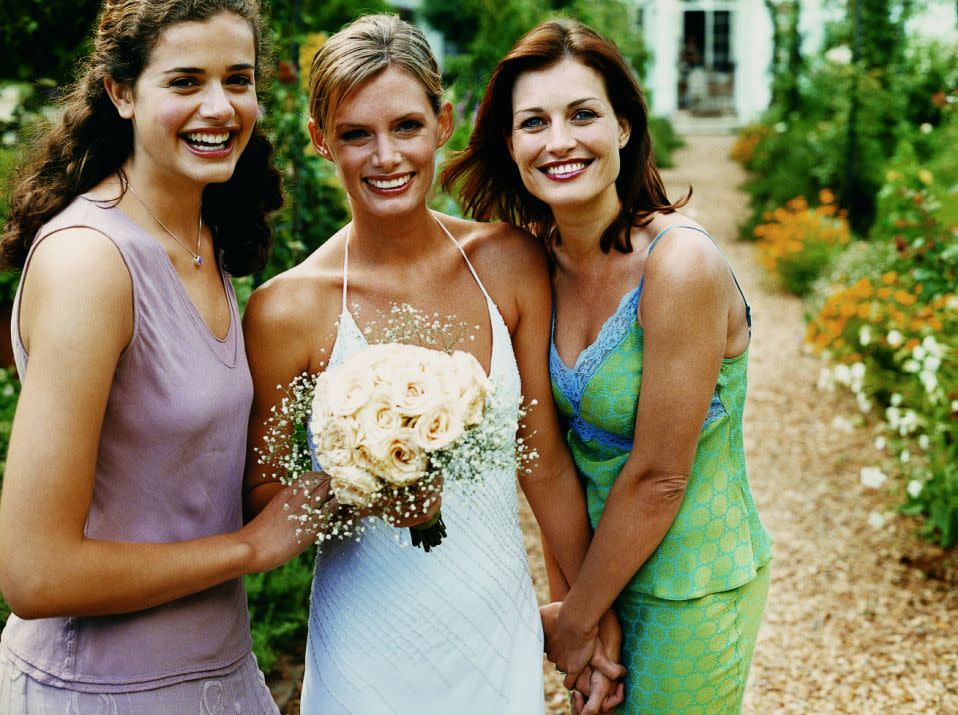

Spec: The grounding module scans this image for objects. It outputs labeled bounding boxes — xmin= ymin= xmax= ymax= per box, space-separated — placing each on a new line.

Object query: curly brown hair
xmin=0 ymin=0 xmax=282 ymax=276
xmin=441 ymin=18 xmax=689 ymax=254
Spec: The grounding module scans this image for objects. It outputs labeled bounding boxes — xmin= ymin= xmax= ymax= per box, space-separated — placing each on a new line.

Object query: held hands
xmin=541 ymin=602 xmax=626 ymax=715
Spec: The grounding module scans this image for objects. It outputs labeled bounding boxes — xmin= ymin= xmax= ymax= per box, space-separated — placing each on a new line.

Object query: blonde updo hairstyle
xmin=307 ymin=14 xmax=444 ymax=132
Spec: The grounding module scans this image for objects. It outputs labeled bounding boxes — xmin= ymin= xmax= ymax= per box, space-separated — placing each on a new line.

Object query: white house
xmin=636 ymin=0 xmax=958 ymax=124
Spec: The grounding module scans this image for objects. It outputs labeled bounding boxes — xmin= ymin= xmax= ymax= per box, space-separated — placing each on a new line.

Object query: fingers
xmin=580 ymin=671 xmax=612 ymax=715
xmin=590 ymin=647 xmax=627 ymax=681
xmin=571 ymin=688 xmax=586 ymax=715
xmin=602 ymin=681 xmax=625 ymax=711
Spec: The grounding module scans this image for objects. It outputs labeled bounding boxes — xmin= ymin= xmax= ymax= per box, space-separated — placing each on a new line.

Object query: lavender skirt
xmin=0 ymin=646 xmax=279 ymax=714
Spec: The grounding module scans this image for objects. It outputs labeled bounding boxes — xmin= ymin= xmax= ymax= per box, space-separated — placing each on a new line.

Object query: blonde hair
xmin=307 ymin=14 xmax=443 ymax=131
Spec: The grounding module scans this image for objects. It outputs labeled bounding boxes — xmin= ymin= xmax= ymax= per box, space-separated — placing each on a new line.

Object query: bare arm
xmin=0 ymin=231 xmax=316 ymax=620
xmin=241 ymin=276 xmax=321 ymax=520
xmin=503 ymin=232 xmax=593 ymax=592
xmin=550 ymin=232 xmax=733 ymax=682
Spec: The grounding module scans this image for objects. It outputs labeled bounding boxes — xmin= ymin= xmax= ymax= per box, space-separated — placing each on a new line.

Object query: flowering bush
xmin=754 ymin=191 xmax=850 ymax=296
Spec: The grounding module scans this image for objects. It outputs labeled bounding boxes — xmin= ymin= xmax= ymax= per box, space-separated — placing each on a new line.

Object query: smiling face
xmin=508 ymin=58 xmax=630 ymax=217
xmin=107 ymin=12 xmax=258 ymax=191
xmin=309 ymin=65 xmax=452 ymax=221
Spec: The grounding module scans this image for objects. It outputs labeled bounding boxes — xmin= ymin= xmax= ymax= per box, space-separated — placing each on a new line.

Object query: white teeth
xmin=185 ymin=131 xmax=230 ymax=148
xmin=368 ymin=175 xmax=411 ymax=189
xmin=546 ymin=162 xmax=587 ymax=176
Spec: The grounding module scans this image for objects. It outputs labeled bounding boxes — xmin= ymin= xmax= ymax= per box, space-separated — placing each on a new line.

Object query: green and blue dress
xmin=550 ymin=226 xmax=773 ymax=714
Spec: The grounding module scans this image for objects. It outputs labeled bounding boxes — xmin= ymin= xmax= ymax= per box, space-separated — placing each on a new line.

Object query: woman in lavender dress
xmin=0 ymin=1 xmax=316 ymax=711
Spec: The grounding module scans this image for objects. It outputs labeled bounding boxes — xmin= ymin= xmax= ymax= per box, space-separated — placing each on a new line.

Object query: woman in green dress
xmin=442 ymin=19 xmax=773 ymax=714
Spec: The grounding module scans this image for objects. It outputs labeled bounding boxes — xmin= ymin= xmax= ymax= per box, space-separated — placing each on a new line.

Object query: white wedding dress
xmin=300 ymin=217 xmax=545 ymax=714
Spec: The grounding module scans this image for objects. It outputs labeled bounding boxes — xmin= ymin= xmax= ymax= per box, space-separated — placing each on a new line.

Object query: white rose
xmin=390 ymin=368 xmax=441 ymax=417
xmin=355 ymin=396 xmax=403 ymax=442
xmin=379 ymin=430 xmax=428 ymax=486
xmin=414 ymin=403 xmax=465 ymax=452
xmin=315 ymin=416 xmax=360 ymax=468
xmin=450 ymin=350 xmax=491 ymax=426
xmin=325 ymin=365 xmax=375 ymax=416
xmin=327 ymin=465 xmax=382 ymax=507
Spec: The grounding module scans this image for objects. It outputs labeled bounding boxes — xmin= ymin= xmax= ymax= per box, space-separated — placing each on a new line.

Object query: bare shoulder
xmin=20 ymin=227 xmax=133 ymax=355
xmin=244 ymin=231 xmax=345 ymax=334
xmin=441 ymin=215 xmax=548 ymax=281
xmin=641 ymin=214 xmax=728 ymax=291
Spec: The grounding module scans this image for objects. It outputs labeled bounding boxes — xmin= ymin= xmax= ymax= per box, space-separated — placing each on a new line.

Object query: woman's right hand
xmin=242 ymin=474 xmax=332 ymax=573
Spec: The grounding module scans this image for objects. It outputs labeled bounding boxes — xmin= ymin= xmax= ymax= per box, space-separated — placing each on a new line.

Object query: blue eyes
xmin=339 ymin=120 xmax=424 ymax=142
xmin=517 ymin=109 xmax=599 ymax=130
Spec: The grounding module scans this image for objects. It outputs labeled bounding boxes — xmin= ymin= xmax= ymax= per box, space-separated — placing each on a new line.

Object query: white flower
xmin=890 ymin=393 xmax=903 ymax=407
xmin=327 ymin=465 xmax=382 ymax=507
xmin=860 ymin=466 xmax=888 ymax=489
xmin=833 ymin=364 xmax=852 ymax=386
xmin=413 ymin=403 xmax=465 ymax=452
xmin=903 ymin=359 xmax=921 ymax=374
xmin=920 ymin=122 xmax=933 ymax=134
xmin=315 ymin=416 xmax=361 ymax=468
xmin=867 ymin=511 xmax=887 ymax=529
xmin=886 ymin=330 xmax=904 ymax=348
xmin=921 ymin=335 xmax=944 ymax=357
xmin=355 ymin=396 xmax=403 ymax=442
xmin=325 ymin=366 xmax=374 ymax=416
xmin=906 ymin=480 xmax=923 ymax=498
xmin=856 ymin=391 xmax=873 ymax=414
xmin=918 ymin=434 xmax=930 ymax=450
xmin=952 ymin=400 xmax=958 ymax=413
xmin=858 ymin=325 xmax=872 ymax=346
xmin=825 ymin=45 xmax=852 ymax=65
xmin=774 ymin=121 xmax=787 ymax=133
xmin=390 ymin=368 xmax=442 ymax=417
xmin=817 ymin=367 xmax=835 ymax=392
xmin=379 ymin=430 xmax=428 ymax=486
xmin=831 ymin=415 xmax=854 ymax=433
xmin=900 ymin=449 xmax=910 ymax=464
xmin=919 ymin=370 xmax=939 ymax=395
xmin=874 ymin=436 xmax=887 ymax=450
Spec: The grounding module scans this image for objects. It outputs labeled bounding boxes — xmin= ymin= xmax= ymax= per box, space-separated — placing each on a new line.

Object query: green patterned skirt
xmin=614 ymin=564 xmax=770 ymax=714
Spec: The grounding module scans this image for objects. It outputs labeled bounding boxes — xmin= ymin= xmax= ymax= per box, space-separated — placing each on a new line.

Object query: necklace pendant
xmin=194 ymin=255 xmax=204 ymax=267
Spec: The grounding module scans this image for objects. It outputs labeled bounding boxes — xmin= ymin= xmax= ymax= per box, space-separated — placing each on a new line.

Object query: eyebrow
xmin=514 ymin=97 xmax=600 ymax=115
xmin=334 ymin=112 xmax=427 ymax=132
xmin=162 ymin=64 xmax=255 ymax=74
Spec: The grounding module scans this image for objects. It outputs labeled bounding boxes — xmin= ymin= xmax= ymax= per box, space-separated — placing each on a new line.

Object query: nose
xmin=372 ymin=134 xmax=400 ymax=169
xmin=199 ymin=83 xmax=236 ymax=121
xmin=545 ymin=121 xmax=576 ymax=155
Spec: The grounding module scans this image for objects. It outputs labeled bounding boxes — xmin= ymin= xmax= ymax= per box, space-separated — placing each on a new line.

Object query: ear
xmin=308 ymin=117 xmax=334 ymax=162
xmin=104 ymin=76 xmax=135 ymax=119
xmin=436 ymin=101 xmax=454 ymax=148
xmin=617 ymin=116 xmax=632 ymax=149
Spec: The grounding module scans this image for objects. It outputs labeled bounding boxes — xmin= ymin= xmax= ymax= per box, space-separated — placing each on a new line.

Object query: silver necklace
xmin=126 ymin=183 xmax=204 ymax=267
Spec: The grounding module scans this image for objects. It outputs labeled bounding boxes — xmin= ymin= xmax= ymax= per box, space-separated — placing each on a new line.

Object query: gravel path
xmin=524 ymin=134 xmax=957 ymax=714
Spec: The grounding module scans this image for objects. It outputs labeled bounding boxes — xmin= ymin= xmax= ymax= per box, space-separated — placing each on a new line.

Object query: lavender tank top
xmin=0 ymin=195 xmax=255 ymax=692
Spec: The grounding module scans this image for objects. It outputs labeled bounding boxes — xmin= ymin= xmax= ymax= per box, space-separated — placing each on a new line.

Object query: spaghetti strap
xmin=637 ymin=224 xmax=752 ymax=329
xmin=431 ymin=212 xmax=495 ymax=305
xmin=341 ymin=229 xmax=350 ymax=315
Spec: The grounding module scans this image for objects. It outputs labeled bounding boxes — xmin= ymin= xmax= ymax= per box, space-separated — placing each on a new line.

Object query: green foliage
xmin=0 ymin=1 xmax=100 ymax=82
xmin=244 ymin=548 xmax=315 ymax=672
xmin=0 ymin=366 xmax=23 ymax=632
xmin=0 ymin=145 xmax=23 ymax=303
xmin=648 ymin=116 xmax=683 ymax=169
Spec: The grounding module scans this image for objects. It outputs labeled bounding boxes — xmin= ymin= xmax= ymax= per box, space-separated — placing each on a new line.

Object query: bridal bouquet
xmin=258 ymin=328 xmax=534 ymax=552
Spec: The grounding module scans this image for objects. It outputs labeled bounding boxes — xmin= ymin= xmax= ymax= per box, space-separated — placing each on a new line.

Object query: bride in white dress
xmin=242 ymin=15 xmax=624 ymax=714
